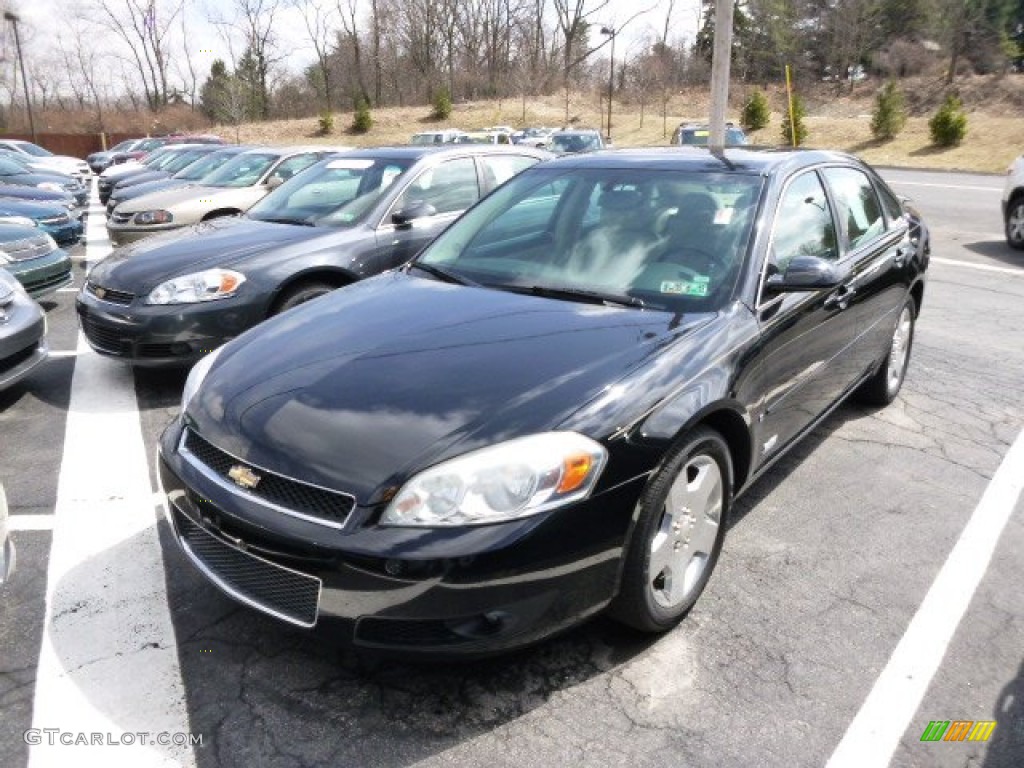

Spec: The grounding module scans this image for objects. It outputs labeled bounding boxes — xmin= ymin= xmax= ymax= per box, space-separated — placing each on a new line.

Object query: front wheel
xmin=271 ymin=282 xmax=337 ymax=315
xmin=609 ymin=427 xmax=732 ymax=633
xmin=1006 ymin=197 xmax=1024 ymax=250
xmin=856 ymin=297 xmax=916 ymax=406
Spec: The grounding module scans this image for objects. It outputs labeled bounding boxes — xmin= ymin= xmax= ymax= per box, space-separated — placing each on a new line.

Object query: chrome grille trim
xmin=178 ymin=430 xmax=357 ymax=530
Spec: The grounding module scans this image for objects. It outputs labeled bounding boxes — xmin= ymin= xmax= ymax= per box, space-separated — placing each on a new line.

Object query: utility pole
xmin=708 ymin=0 xmax=735 ymax=152
xmin=600 ymin=26 xmax=616 ymax=144
xmin=4 ymin=11 xmax=36 ymax=143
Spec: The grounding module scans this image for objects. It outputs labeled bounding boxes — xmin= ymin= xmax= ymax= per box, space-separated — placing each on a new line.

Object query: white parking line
xmin=47 ymin=351 xmax=79 ymax=359
xmin=56 ymin=287 xmax=78 ymax=293
xmin=827 ymin=426 xmax=1024 ymax=768
xmin=932 ymin=257 xmax=1024 ymax=276
xmin=9 ymin=515 xmax=55 ymax=531
xmin=28 ymin=183 xmax=195 ymax=768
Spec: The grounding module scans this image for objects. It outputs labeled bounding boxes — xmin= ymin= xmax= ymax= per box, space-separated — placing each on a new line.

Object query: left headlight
xmin=145 ymin=268 xmax=246 ymax=305
xmin=381 ymin=432 xmax=608 ymax=527
xmin=133 ymin=209 xmax=173 ymax=225
xmin=181 ymin=346 xmax=224 ymax=412
xmin=36 ymin=182 xmax=63 ymax=192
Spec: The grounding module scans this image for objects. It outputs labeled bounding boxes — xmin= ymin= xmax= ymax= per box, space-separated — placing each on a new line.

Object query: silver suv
xmin=1003 ymin=154 xmax=1024 ymax=249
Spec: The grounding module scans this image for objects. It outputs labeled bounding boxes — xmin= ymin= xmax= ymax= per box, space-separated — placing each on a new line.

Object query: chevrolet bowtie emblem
xmin=94 ymin=287 xmax=106 ymax=299
xmin=228 ymin=464 xmax=261 ymax=490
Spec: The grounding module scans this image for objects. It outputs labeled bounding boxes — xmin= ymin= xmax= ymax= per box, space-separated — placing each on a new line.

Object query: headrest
xmin=600 ymin=188 xmax=643 ymax=212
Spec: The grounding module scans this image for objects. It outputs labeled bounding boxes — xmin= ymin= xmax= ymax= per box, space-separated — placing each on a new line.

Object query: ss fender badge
xmin=228 ymin=464 xmax=262 ymax=490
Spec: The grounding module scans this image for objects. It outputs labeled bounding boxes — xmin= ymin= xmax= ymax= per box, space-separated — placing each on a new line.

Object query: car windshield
xmin=410 ymin=134 xmax=439 ymax=145
xmin=16 ymin=142 xmax=52 ymax=158
xmin=110 ymin=140 xmax=138 ymax=152
xmin=135 ymin=138 xmax=165 ymax=153
xmin=248 ymin=156 xmax=413 ymax=227
xmin=160 ymin=149 xmax=210 ymax=174
xmin=550 ymin=134 xmax=600 ymax=153
xmin=680 ymin=128 xmax=746 ymax=146
xmin=173 ymin=150 xmax=242 ymax=181
xmin=0 ymin=158 xmax=27 ymax=175
xmin=201 ymin=152 xmax=279 ymax=188
xmin=417 ymin=167 xmax=763 ymax=312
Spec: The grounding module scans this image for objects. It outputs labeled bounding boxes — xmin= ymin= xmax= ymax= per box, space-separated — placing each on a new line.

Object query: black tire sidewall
xmin=886 ymin=299 xmax=916 ymax=399
xmin=273 ymin=283 xmax=335 ymax=315
xmin=1007 ymin=199 xmax=1024 ymax=249
xmin=615 ymin=428 xmax=732 ymax=632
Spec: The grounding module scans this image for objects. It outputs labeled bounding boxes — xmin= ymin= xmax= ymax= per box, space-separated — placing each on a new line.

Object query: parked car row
xmin=410 ymin=126 xmax=605 ymax=154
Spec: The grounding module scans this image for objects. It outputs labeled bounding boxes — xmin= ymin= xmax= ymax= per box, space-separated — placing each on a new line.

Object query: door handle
xmin=893 ymin=245 xmax=908 ymax=267
xmin=824 ymin=284 xmax=856 ymax=310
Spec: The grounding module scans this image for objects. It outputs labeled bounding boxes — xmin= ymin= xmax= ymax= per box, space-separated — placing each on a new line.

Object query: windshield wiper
xmin=507 ymin=284 xmax=645 ymax=309
xmin=406 ymin=261 xmax=479 ymax=287
xmin=254 ymin=216 xmax=314 ymax=226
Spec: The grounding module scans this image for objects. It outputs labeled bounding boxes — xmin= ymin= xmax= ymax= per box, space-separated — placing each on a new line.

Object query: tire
xmin=1006 ymin=196 xmax=1024 ymax=250
xmin=856 ymin=296 xmax=916 ymax=406
xmin=271 ymin=282 xmax=336 ymax=315
xmin=609 ymin=427 xmax=732 ymax=633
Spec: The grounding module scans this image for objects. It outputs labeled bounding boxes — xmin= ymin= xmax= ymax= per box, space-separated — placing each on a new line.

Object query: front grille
xmin=86 ymin=282 xmax=135 ymax=305
xmin=40 ymin=213 xmax=71 ymax=226
xmin=4 ymin=236 xmax=53 ymax=262
xmin=82 ymin=316 xmax=130 ymax=354
xmin=177 ymin=512 xmax=321 ymax=627
xmin=183 ymin=429 xmax=356 ymax=527
xmin=23 ymin=269 xmax=71 ymax=296
xmin=1 ymin=341 xmax=38 ymax=375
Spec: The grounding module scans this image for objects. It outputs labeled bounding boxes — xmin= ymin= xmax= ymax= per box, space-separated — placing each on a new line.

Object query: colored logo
xmin=920 ymin=720 xmax=996 ymax=742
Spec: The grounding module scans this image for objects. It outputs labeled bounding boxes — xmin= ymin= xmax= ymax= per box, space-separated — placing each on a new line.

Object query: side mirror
xmin=266 ymin=174 xmax=285 ymax=189
xmin=764 ymin=255 xmax=843 ymax=295
xmin=392 ymin=201 xmax=437 ymax=228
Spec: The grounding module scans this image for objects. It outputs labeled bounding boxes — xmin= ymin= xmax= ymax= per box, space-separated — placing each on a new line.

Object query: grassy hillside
xmin=218 ymin=75 xmax=1024 ymax=174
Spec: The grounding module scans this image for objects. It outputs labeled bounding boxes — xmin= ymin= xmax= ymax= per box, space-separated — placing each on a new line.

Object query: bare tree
xmin=337 ymin=0 xmax=371 ymax=106
xmin=91 ymin=0 xmax=184 ymax=111
xmin=295 ymin=0 xmax=337 ymax=113
xmin=208 ymin=0 xmax=285 ymax=119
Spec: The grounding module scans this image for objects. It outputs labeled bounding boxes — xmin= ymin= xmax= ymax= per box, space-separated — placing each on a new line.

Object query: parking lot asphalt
xmin=0 ymin=170 xmax=1021 ymax=768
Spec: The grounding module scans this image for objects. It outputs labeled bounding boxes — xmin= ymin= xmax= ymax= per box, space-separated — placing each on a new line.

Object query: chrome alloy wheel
xmin=648 ymin=455 xmax=723 ymax=610
xmin=887 ymin=305 xmax=913 ymax=393
xmin=1007 ymin=201 xmax=1024 ymax=247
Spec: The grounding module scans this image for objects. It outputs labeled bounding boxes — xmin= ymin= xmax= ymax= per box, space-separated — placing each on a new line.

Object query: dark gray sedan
xmin=77 ymin=145 xmax=549 ymax=366
xmin=0 ymin=267 xmax=47 ymax=392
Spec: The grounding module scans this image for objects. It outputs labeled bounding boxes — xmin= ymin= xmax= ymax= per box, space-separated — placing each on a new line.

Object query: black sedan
xmin=78 ymin=145 xmax=549 ymax=366
xmin=156 ymin=148 xmax=929 ymax=656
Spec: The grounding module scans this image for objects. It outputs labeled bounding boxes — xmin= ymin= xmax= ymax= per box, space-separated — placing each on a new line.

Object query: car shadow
xmin=41 ymin=512 xmax=661 ymax=768
xmin=981 ymin=656 xmax=1024 ymax=767
xmin=962 ymin=240 xmax=1024 ymax=269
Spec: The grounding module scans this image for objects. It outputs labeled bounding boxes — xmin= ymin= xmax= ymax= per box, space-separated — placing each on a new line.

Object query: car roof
xmin=326 ymin=145 xmax=548 ymax=160
xmin=537 ymin=146 xmax=865 ymax=175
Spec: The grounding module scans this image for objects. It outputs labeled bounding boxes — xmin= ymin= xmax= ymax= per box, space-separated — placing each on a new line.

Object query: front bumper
xmin=76 ymin=286 xmax=264 ymax=366
xmin=157 ymin=421 xmax=639 ymax=656
xmin=7 ymin=249 xmax=73 ymax=298
xmin=41 ymin=219 xmax=84 ymax=247
xmin=0 ymin=291 xmax=47 ymax=391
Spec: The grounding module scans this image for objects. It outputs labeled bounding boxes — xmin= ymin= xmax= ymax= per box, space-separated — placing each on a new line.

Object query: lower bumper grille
xmin=82 ymin=316 xmax=131 ymax=354
xmin=176 ymin=511 xmax=321 ymax=627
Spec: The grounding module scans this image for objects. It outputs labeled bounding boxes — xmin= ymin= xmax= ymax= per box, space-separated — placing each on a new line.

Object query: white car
xmin=0 ymin=139 xmax=90 ymax=179
xmin=1003 ymin=154 xmax=1024 ymax=250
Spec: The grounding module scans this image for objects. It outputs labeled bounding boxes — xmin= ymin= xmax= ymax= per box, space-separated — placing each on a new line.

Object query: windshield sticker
xmin=325 ymin=159 xmax=375 ymax=170
xmin=660 ymin=279 xmax=709 ymax=296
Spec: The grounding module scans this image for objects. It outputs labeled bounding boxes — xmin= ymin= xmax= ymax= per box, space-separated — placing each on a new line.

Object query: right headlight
xmin=381 ymin=432 xmax=607 ymax=527
xmin=36 ymin=182 xmax=63 ymax=193
xmin=145 ymin=268 xmax=245 ymax=305
xmin=133 ymin=210 xmax=173 ymax=226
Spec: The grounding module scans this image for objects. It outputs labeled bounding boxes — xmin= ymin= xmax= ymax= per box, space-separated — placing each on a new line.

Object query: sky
xmin=1 ymin=0 xmax=703 ymax=90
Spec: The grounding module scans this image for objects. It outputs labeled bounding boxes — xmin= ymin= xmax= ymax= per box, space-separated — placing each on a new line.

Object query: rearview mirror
xmin=392 ymin=201 xmax=437 ymax=228
xmin=266 ymin=174 xmax=285 ymax=189
xmin=764 ymin=255 xmax=843 ymax=295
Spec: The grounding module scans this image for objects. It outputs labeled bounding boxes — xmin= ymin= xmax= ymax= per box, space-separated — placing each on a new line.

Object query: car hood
xmin=86 ymin=217 xmax=322 ymax=290
xmin=189 ymin=272 xmax=712 ymax=504
xmin=0 ymin=186 xmax=72 ymax=205
xmin=100 ymin=162 xmax=144 ymax=180
xmin=111 ymin=178 xmax=190 ymax=202
xmin=116 ymin=184 xmax=246 ymax=215
xmin=0 ymin=171 xmax=71 ymax=187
